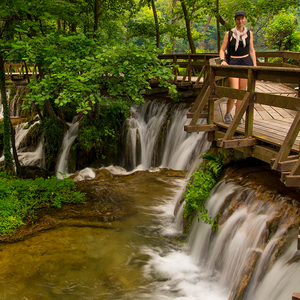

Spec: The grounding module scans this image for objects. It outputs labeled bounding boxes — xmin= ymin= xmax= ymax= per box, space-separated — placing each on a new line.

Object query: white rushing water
xmin=0 ymin=120 xmax=45 ymax=168
xmin=135 ymin=181 xmax=300 ymax=300
xmin=56 ymin=117 xmax=79 ymax=178
xmin=124 ymin=100 xmax=210 ymax=171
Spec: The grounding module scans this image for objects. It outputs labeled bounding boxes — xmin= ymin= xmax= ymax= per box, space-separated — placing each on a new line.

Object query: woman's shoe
xmin=224 ymin=114 xmax=231 ymax=124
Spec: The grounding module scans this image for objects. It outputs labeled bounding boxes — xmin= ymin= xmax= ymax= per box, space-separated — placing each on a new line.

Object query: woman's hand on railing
xmin=220 ymin=59 xmax=228 ymax=66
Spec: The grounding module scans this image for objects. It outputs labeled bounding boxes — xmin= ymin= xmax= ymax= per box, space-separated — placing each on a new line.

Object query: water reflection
xmin=0 ymin=170 xmax=198 ymax=300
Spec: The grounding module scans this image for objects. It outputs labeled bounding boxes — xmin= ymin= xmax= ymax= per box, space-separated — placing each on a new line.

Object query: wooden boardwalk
xmin=214 ymin=81 xmax=299 ymax=153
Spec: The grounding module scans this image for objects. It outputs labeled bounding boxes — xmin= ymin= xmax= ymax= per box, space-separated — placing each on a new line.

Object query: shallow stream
xmin=0 ymin=168 xmax=228 ymax=300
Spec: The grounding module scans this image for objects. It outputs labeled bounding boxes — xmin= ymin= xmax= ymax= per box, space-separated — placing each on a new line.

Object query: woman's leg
xmin=226 ymin=77 xmax=239 ymax=114
xmin=236 ymin=78 xmax=248 ymax=112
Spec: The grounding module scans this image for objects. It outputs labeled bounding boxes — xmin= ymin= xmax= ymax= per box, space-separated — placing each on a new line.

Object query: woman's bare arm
xmin=249 ymin=31 xmax=257 ymax=66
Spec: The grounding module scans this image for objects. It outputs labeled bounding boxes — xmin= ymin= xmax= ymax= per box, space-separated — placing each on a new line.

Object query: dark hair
xmin=235 ymin=10 xmax=247 ymax=19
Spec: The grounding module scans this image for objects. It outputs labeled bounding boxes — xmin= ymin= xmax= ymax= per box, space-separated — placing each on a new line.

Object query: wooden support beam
xmin=184 ymin=124 xmax=217 ymax=133
xmin=195 ymin=64 xmax=207 ymax=86
xmin=253 ymin=145 xmax=278 ymax=164
xmin=217 ymin=137 xmax=256 ymax=148
xmin=298 ymin=228 xmax=300 ymax=251
xmin=189 ymin=86 xmax=210 ymax=125
xmin=292 ymin=292 xmax=300 ymax=300
xmin=272 ymin=110 xmax=300 ymax=171
xmin=281 ymin=172 xmax=289 ymax=183
xmin=284 ymin=175 xmax=300 ymax=187
xmin=270 ymin=155 xmax=299 ymax=168
xmin=219 ymin=91 xmax=251 ymax=147
xmin=273 ymin=159 xmax=300 ymax=172
xmin=187 ymin=111 xmax=208 ymax=119
xmin=245 ymin=69 xmax=256 ymax=138
xmin=190 ymin=79 xmax=209 ymax=113
xmin=215 ymin=85 xmax=247 ymax=100
xmin=255 ymin=93 xmax=300 ymax=111
xmin=290 ymin=157 xmax=300 ymax=175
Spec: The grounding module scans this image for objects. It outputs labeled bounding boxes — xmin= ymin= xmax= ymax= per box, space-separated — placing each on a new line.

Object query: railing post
xmin=245 ymin=68 xmax=256 ymax=138
xmin=188 ymin=55 xmax=191 ymax=83
xmin=208 ymin=66 xmax=215 ymax=142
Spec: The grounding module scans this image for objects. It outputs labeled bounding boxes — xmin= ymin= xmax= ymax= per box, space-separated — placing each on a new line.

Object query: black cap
xmin=235 ymin=10 xmax=247 ymax=18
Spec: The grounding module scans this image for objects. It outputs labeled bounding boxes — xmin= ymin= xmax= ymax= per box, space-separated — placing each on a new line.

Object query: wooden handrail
xmin=206 ymin=56 xmax=300 ymax=187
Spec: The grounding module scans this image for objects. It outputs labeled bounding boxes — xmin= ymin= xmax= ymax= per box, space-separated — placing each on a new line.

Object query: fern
xmin=182 ymin=152 xmax=223 ymax=231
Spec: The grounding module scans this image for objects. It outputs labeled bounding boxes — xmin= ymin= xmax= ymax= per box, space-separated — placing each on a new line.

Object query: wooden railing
xmin=4 ymin=61 xmax=38 ymax=80
xmin=183 ymin=51 xmax=300 ymax=187
xmin=158 ymin=53 xmax=219 ymax=88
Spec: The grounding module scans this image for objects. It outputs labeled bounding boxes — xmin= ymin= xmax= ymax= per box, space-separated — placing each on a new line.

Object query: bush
xmin=183 ymin=152 xmax=223 ymax=231
xmin=0 ymin=173 xmax=85 ymax=235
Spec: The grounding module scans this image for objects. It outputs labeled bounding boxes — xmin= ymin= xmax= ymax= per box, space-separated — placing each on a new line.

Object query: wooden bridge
xmin=4 ymin=53 xmax=300 ymax=188
xmin=4 ymin=53 xmax=300 ymax=300
xmin=158 ymin=52 xmax=300 ymax=189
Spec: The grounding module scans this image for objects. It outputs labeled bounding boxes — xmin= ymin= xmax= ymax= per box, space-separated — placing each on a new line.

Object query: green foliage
xmin=183 ymin=152 xmax=223 ymax=231
xmin=41 ymin=117 xmax=63 ymax=156
xmin=264 ymin=10 xmax=300 ymax=51
xmin=0 ymin=172 xmax=85 ymax=235
xmin=9 ymin=33 xmax=178 ymax=117
xmin=76 ymin=101 xmax=125 ymax=154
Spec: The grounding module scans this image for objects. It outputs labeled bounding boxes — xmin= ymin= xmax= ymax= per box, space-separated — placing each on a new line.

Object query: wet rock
xmin=228 ymin=249 xmax=262 ymax=300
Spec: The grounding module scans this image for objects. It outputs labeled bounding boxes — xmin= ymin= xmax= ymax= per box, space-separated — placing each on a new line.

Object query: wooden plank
xmin=272 ymin=107 xmax=295 ymax=118
xmin=270 ymin=154 xmax=299 ymax=168
xmin=254 ymin=104 xmax=273 ymax=120
xmin=255 ymin=69 xmax=300 ymax=84
xmin=215 ymin=86 xmax=247 ymax=100
xmin=275 ymin=159 xmax=299 ymax=172
xmin=285 ymin=175 xmax=300 ymax=187
xmin=217 ymin=137 xmax=256 ymax=148
xmin=255 ymin=93 xmax=300 ymax=111
xmin=187 ymin=112 xmax=208 ymax=119
xmin=261 ymin=105 xmax=283 ymax=119
xmin=184 ymin=124 xmax=217 ymax=132
xmin=253 ymin=145 xmax=278 ymax=164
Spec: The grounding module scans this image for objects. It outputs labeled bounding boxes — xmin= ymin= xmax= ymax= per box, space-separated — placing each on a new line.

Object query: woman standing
xmin=219 ymin=10 xmax=257 ymax=124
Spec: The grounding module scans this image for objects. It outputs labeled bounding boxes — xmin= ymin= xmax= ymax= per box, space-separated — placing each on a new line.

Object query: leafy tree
xmin=10 ymin=33 xmax=177 ymax=117
xmin=264 ymin=11 xmax=300 ymax=51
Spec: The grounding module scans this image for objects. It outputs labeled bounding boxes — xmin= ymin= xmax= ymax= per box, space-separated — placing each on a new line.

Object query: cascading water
xmin=0 ymin=120 xmax=45 ymax=168
xmin=2 ymin=98 xmax=299 ymax=299
xmin=123 ymin=100 xmax=210 ymax=171
xmin=56 ymin=117 xmax=79 ymax=178
xmin=142 ymin=181 xmax=300 ymax=300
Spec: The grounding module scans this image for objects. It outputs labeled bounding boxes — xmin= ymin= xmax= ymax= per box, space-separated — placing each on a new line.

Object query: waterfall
xmin=56 ymin=117 xmax=79 ymax=178
xmin=177 ymin=181 xmax=300 ymax=299
xmin=0 ymin=120 xmax=45 ymax=168
xmin=123 ymin=100 xmax=210 ymax=170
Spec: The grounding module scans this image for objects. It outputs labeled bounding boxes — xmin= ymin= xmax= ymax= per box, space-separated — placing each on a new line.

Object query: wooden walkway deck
xmin=214 ymin=81 xmax=299 ymax=153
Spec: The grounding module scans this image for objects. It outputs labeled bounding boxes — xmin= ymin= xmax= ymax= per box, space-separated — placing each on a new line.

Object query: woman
xmin=219 ymin=10 xmax=257 ymax=124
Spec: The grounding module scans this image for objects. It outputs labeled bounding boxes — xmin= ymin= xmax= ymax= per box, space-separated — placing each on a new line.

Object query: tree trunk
xmin=199 ymin=14 xmax=212 ymax=50
xmin=94 ymin=0 xmax=99 ymax=32
xmin=10 ymin=122 xmax=21 ymax=176
xmin=151 ymin=0 xmax=160 ymax=48
xmin=0 ymin=53 xmax=14 ymax=174
xmin=180 ymin=0 xmax=196 ymax=53
xmin=169 ymin=0 xmax=177 ymax=53
xmin=69 ymin=0 xmax=77 ymax=32
xmin=57 ymin=20 xmax=62 ymax=31
xmin=216 ymin=0 xmax=220 ymax=52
